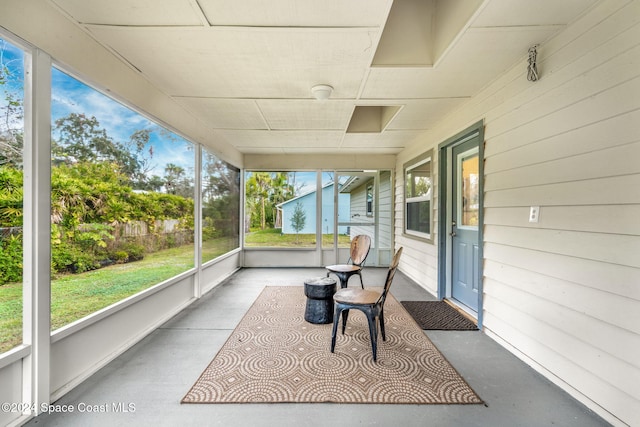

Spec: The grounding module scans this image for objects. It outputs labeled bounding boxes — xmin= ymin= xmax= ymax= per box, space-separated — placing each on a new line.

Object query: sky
xmin=1 ymin=37 xmax=195 ymax=178
xmin=51 ymin=68 xmax=195 ymax=178
xmin=3 ymin=36 xmax=333 ymax=195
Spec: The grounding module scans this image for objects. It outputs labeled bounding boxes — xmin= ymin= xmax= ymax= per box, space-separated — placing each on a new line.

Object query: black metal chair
xmin=325 ymin=234 xmax=371 ymax=289
xmin=330 ymin=247 xmax=403 ymax=362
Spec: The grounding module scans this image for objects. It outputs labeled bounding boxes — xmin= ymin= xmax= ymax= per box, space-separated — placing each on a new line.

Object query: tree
xmin=0 ymin=165 xmax=23 ymax=227
xmin=202 ymin=155 xmax=239 ymax=238
xmin=290 ymin=202 xmax=306 ymax=244
xmin=245 ymin=171 xmax=296 ymax=231
xmin=52 ymin=113 xmax=155 ymax=188
xmin=163 ymin=163 xmax=193 ymax=198
xmin=0 ymin=39 xmax=24 ymax=168
xmin=245 ymin=172 xmax=272 ymax=230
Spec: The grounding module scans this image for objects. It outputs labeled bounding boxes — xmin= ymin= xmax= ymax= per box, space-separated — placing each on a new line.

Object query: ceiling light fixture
xmin=311 ymin=84 xmax=333 ymax=101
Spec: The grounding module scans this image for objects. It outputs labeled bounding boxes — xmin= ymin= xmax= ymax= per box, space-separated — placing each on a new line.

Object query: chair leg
xmin=379 ymin=307 xmax=386 ymax=341
xmin=331 ymin=307 xmax=341 ymax=353
xmin=358 ymin=271 xmax=364 ymax=289
xmin=341 ymin=309 xmax=350 ymax=334
xmin=365 ymin=311 xmax=378 ymax=362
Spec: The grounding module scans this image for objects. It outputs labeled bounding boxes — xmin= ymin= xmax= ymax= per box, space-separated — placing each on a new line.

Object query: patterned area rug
xmin=401 ymin=301 xmax=479 ymax=330
xmin=182 ymin=286 xmax=482 ymax=404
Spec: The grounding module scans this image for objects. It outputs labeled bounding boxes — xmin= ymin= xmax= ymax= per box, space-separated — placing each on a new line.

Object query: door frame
xmin=437 ymin=120 xmax=485 ymax=328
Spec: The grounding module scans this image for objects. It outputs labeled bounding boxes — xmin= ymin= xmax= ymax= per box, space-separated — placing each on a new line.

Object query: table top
xmin=325 ymin=264 xmax=361 ymax=273
xmin=304 ymin=276 xmax=337 ymax=286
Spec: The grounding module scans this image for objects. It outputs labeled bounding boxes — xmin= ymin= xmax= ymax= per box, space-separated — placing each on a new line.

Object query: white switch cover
xmin=529 ymin=206 xmax=540 ymax=223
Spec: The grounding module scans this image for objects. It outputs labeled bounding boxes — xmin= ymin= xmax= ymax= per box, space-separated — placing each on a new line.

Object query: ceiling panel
xmin=441 ymin=26 xmax=564 ymax=71
xmin=342 ymin=130 xmax=422 ymax=149
xmin=362 ymin=68 xmax=478 ymax=99
xmin=472 ymin=0 xmax=600 ymax=27
xmin=257 ymin=100 xmax=353 ymax=130
xmin=363 ymin=25 xmax=561 ymax=99
xmin=384 ymin=98 xmax=468 ymax=130
xmin=215 ymin=130 xmax=344 ymax=148
xmin=42 ymin=0 xmax=602 ymax=156
xmin=199 ymin=0 xmax=392 ymax=27
xmin=87 ymin=26 xmax=377 ymax=99
xmin=173 ymin=98 xmax=268 ymax=129
xmin=51 ymin=0 xmax=204 ymax=25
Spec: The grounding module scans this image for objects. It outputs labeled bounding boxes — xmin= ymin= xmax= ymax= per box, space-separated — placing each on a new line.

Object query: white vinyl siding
xmin=348 ymin=172 xmax=393 ymax=265
xmin=395 ymin=1 xmax=640 ymax=425
xmin=377 ymin=171 xmax=393 ymax=254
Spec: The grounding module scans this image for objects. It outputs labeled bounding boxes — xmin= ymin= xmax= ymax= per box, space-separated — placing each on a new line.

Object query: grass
xmin=49 ymin=244 xmax=196 ymax=331
xmin=0 ymin=282 xmax=23 ymax=353
xmin=0 ymin=231 xmax=348 ymax=354
xmin=245 ymin=227 xmax=351 ymax=248
xmin=0 ymin=236 xmax=237 ymax=354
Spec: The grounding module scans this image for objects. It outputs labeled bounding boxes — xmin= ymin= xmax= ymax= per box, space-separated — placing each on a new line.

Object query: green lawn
xmin=0 ymin=231 xmax=348 ymax=354
xmin=244 ymin=227 xmax=351 ymax=247
xmin=0 ymin=236 xmax=237 ymax=354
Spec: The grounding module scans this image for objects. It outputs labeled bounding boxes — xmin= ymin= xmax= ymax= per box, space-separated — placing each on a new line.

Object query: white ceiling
xmin=49 ymin=0 xmax=600 ymax=156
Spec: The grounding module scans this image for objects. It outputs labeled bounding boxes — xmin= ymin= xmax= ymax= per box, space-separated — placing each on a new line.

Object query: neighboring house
xmin=338 ymin=171 xmax=394 ymax=265
xmin=277 ymin=183 xmax=350 ymax=235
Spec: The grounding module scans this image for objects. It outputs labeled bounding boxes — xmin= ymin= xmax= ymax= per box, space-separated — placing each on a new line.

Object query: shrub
xmin=124 ymin=243 xmax=144 ymax=261
xmin=0 ymin=234 xmax=23 ymax=285
xmin=51 ymin=224 xmax=109 ymax=274
xmin=109 ymin=242 xmax=144 ymax=263
xmin=111 ymin=251 xmax=129 ymax=264
xmin=51 ymin=240 xmax=101 ymax=274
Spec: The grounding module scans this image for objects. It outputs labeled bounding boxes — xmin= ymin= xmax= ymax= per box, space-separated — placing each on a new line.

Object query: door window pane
xmin=458 ymin=151 xmax=479 ymax=227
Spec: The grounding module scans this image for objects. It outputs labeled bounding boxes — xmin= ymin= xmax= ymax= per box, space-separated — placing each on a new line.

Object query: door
xmin=450 ymin=138 xmax=480 ymax=312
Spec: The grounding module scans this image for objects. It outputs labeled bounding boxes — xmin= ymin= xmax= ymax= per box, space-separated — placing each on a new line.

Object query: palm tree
xmin=246 ymin=172 xmax=272 ymax=230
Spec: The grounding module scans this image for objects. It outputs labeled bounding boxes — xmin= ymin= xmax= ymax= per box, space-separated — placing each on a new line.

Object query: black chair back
xmin=376 ymin=247 xmax=403 ymax=305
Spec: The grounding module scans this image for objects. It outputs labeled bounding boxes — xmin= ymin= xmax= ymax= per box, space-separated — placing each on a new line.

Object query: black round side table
xmin=303 ymin=277 xmax=337 ymax=324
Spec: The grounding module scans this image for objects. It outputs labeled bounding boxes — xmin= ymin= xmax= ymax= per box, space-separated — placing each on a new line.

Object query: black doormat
xmin=401 ymin=301 xmax=478 ymax=330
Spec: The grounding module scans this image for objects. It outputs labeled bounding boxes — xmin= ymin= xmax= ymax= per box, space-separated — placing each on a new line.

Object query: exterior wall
xmin=395 ymin=1 xmax=640 ymax=425
xmin=394 ymin=168 xmax=439 ymax=295
xmin=280 ymin=191 xmax=317 ymax=234
xmin=349 ymin=172 xmax=393 ymax=262
xmin=348 ymin=181 xmax=373 ymax=233
xmin=280 ymin=184 xmax=349 ymax=235
xmin=377 ymin=170 xmax=393 ymax=255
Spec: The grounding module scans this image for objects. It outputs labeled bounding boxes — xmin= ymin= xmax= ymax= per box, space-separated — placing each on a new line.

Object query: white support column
xmin=193 ymin=144 xmax=202 ymax=298
xmin=22 ymin=48 xmax=52 ymax=415
xmin=333 ymin=171 xmax=339 ymax=264
xmin=315 ymin=170 xmax=322 ymax=265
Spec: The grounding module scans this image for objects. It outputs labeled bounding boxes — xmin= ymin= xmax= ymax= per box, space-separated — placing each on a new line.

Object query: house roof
xmin=276 ymin=182 xmax=337 ymax=208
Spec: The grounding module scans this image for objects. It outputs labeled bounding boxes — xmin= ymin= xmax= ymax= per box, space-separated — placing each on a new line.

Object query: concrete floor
xmin=26 ymin=267 xmax=610 ymax=427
